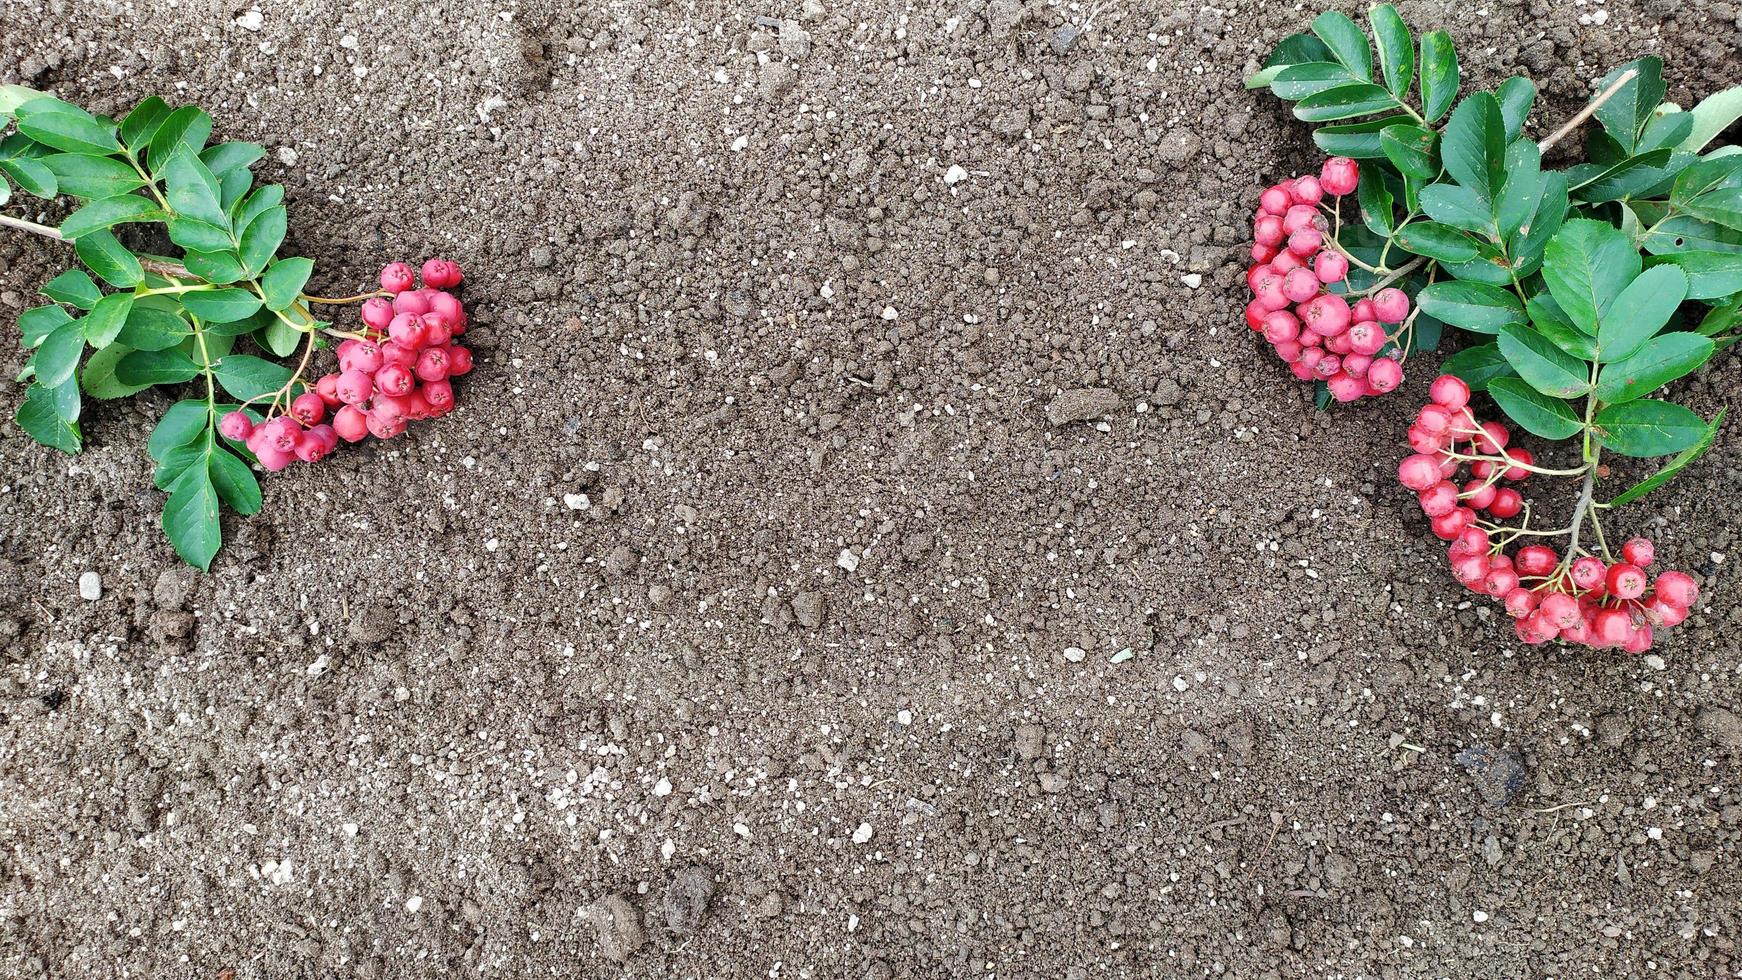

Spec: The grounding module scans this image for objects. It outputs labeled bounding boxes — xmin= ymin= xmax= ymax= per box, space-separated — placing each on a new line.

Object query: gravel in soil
xmin=3 ymin=1 xmax=1741 ymax=976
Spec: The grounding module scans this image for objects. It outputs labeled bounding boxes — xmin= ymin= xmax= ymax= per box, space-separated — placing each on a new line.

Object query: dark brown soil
xmin=3 ymin=1 xmax=1742 ymax=977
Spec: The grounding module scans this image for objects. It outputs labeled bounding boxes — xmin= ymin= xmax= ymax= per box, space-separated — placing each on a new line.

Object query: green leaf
xmin=1495 ymin=77 xmax=1537 ymax=142
xmin=1494 ymin=140 xmax=1542 ymax=237
xmin=119 ymin=96 xmax=172 ymax=150
xmin=1595 ymin=399 xmax=1707 ymax=457
xmin=115 ymin=347 xmax=200 ymax=386
xmin=200 ymin=141 xmax=265 ymax=176
xmin=234 ymin=184 xmax=284 ymax=231
xmin=1416 ymin=281 xmax=1525 ymax=333
xmin=116 ymin=304 xmax=192 ymax=350
xmin=167 ymin=217 xmax=234 ymax=253
xmin=1646 ymin=251 xmax=1742 ymax=300
xmin=1488 ymin=377 xmax=1584 ymax=439
xmin=212 ymin=354 xmax=294 ymax=401
xmin=218 ymin=167 xmax=252 ymax=210
xmin=1607 ymin=407 xmax=1725 ymax=506
xmin=1681 ymin=83 xmax=1742 ymax=153
xmin=1247 ymin=32 xmax=1335 ymax=89
xmin=179 ymin=288 xmax=262 ymax=323
xmin=163 ymin=464 xmax=222 ymax=571
xmin=208 ymin=448 xmax=262 ymax=516
xmin=1441 ymin=341 xmax=1516 ymax=391
xmin=59 ymin=194 xmax=164 ymax=239
xmin=260 ymin=318 xmax=303 ymax=358
xmin=1641 ymin=214 xmax=1742 ymax=255
xmin=1419 ymin=183 xmax=1492 ymax=233
xmin=1594 ymin=58 xmax=1666 ymax=154
xmin=1526 ymin=293 xmax=1596 ymax=359
xmin=1541 ymin=219 xmax=1642 ymax=332
xmin=1594 ymin=332 xmax=1713 ymax=403
xmin=148 ymin=400 xmax=210 ymax=460
xmin=182 ymin=251 xmax=247 ymax=285
xmin=15 ymin=383 xmax=82 ymax=453
xmin=1393 ymin=221 xmax=1479 ymax=262
xmin=81 ymin=292 xmax=134 ymax=348
xmin=237 ymin=205 xmax=286 ymax=277
xmin=1441 ymin=93 xmax=1506 ymax=201
xmin=1271 ymin=63 xmax=1359 ymax=100
xmin=1597 ymin=264 xmax=1687 ymax=362
xmin=1573 ymin=149 xmax=1674 ymax=203
xmin=1355 ymin=168 xmax=1394 ymax=236
xmin=1498 ymin=323 xmax=1590 ymax=397
xmin=1379 ymin=124 xmax=1438 ymax=180
xmin=30 ymin=320 xmax=85 ymax=388
xmin=1311 ymin=11 xmax=1372 ymax=82
xmin=14 ymin=97 xmax=121 ymax=155
xmin=79 ymin=344 xmax=152 ymax=399
xmin=18 ymin=304 xmax=74 ymax=346
xmin=162 ymin=149 xmax=228 ymax=228
xmin=1417 ymin=31 xmax=1459 ymax=123
xmin=1508 ymin=172 xmax=1569 ymax=271
xmin=39 ymin=153 xmax=144 ymax=199
xmin=154 ymin=443 xmax=205 ymax=490
xmin=73 ymin=229 xmax=144 ymax=287
xmin=0 ymin=84 xmax=44 ymax=118
xmin=260 ymin=258 xmax=315 ymax=312
xmin=0 ymin=156 xmax=56 ymax=197
xmin=1311 ymin=115 xmax=1413 ymax=158
xmin=147 ymin=106 xmax=213 ymax=175
xmin=41 ymin=269 xmax=102 ymax=309
xmin=1368 ymin=4 xmax=1414 ymax=97
xmin=1294 ymin=84 xmax=1401 ymax=122
xmin=0 ymin=171 xmax=11 ymax=205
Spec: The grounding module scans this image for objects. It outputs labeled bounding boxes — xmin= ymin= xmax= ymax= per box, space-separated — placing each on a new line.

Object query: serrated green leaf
xmin=73 ymin=229 xmax=144 ymax=287
xmin=1495 ymin=140 xmax=1542 ymax=237
xmin=1294 ymin=83 xmax=1401 ymax=122
xmin=0 ymin=84 xmax=43 ymax=118
xmin=154 ymin=443 xmax=205 ymax=490
xmin=147 ymin=106 xmax=213 ymax=175
xmin=148 ymin=400 xmax=210 ymax=460
xmin=1597 ymin=264 xmax=1687 ymax=362
xmin=30 ymin=320 xmax=85 ymax=388
xmin=1488 ymin=377 xmax=1584 ymax=439
xmin=1641 ymin=214 xmax=1742 ymax=255
xmin=14 ymin=97 xmax=121 ymax=155
xmin=1379 ymin=123 xmax=1438 ymax=180
xmin=1573 ymin=148 xmax=1674 ymax=203
xmin=1394 ymin=220 xmax=1479 ymax=262
xmin=212 ymin=354 xmax=294 ymax=401
xmin=218 ymin=167 xmax=252 ymax=210
xmin=1607 ymin=407 xmax=1724 ymax=506
xmin=1442 ymin=93 xmax=1506 ymax=201
xmin=260 ymin=317 xmax=303 ymax=358
xmin=162 ymin=149 xmax=227 ymax=228
xmin=260 ymin=257 xmax=315 ymax=312
xmin=1595 ymin=398 xmax=1706 ymax=457
xmin=1416 ymin=281 xmax=1525 ymax=333
xmin=163 ymin=463 xmax=222 ymax=570
xmin=1681 ymin=84 xmax=1742 ymax=153
xmin=200 ymin=141 xmax=265 ymax=176
xmin=1495 ymin=76 xmax=1537 ymax=142
xmin=1271 ymin=63 xmax=1359 ymax=100
xmin=41 ymin=372 xmax=81 ymax=423
xmin=1525 ymin=293 xmax=1596 ymax=359
xmin=1419 ymin=182 xmax=1492 ymax=233
xmin=1542 ymin=219 xmax=1642 ymax=332
xmin=1356 ymin=167 xmax=1394 ymax=236
xmin=1440 ymin=341 xmax=1516 ymax=391
xmin=19 ymin=304 xmax=74 ymax=346
xmin=1418 ymin=31 xmax=1459 ymax=124
xmin=1594 ymin=58 xmax=1666 ymax=154
xmin=0 ymin=156 xmax=55 ymax=197
xmin=1312 ymin=114 xmax=1413 ymax=158
xmin=41 ymin=269 xmax=102 ymax=309
xmin=1509 ymin=171 xmax=1569 ymax=270
xmin=79 ymin=344 xmax=152 ymax=399
xmin=116 ymin=347 xmax=201 ymax=386
xmin=81 ymin=292 xmax=133 ymax=348
xmin=182 ymin=251 xmax=247 ymax=285
xmin=1594 ymin=332 xmax=1713 ymax=403
xmin=238 ymin=205 xmax=286 ymax=277
xmin=234 ymin=183 xmax=284 ymax=232
xmin=1368 ymin=5 xmax=1413 ymax=98
xmin=59 ymin=194 xmax=164 ymax=239
xmin=119 ymin=96 xmax=171 ymax=150
xmin=116 ymin=305 xmax=192 ymax=350
xmin=1247 ymin=33 xmax=1335 ymax=88
xmin=208 ymin=448 xmax=262 ymax=515
xmin=1645 ymin=250 xmax=1742 ymax=299
xmin=1497 ymin=322 xmax=1590 ymax=396
xmin=39 ymin=153 xmax=144 ymax=200
xmin=1311 ymin=11 xmax=1372 ymax=82
xmin=179 ymin=288 xmax=262 ymax=323
xmin=15 ymin=383 xmax=82 ymax=453
xmin=167 ymin=217 xmax=234 ymax=253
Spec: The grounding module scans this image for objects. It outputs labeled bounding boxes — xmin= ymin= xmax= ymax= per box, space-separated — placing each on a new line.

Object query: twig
xmin=1 ymin=211 xmax=192 ymax=278
xmin=1538 ymin=69 xmax=1638 ymax=154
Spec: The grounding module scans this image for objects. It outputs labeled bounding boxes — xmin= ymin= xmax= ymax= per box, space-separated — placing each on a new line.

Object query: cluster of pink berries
xmin=217 ymin=259 xmax=472 ymax=471
xmin=1244 ymin=157 xmax=1412 ymax=403
xmin=1397 ymin=375 xmax=1701 ymax=651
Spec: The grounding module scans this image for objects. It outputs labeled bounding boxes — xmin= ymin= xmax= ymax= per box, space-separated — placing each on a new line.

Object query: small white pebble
xmin=234 ymin=9 xmax=263 ymax=31
xmin=880 ymin=306 xmax=899 ymax=321
xmin=836 ymin=549 xmax=860 ymax=572
xmin=896 ymin=709 xmax=913 ymax=726
xmin=1473 ymin=910 xmax=1489 ymax=923
xmin=277 ymin=146 xmax=298 ymax=166
xmin=731 ymin=134 xmax=750 ymax=152
xmin=1172 ymin=676 xmax=1189 ymax=692
xmin=404 ymin=896 xmax=423 ymax=913
xmin=943 ymin=164 xmax=968 ymax=185
xmin=1063 ymin=647 xmax=1086 ymax=663
xmin=653 ymin=777 xmax=673 ymax=797
xmin=78 ymin=571 xmax=102 ymax=601
xmin=563 ymin=493 xmax=590 ymax=510
xmin=852 ymin=822 xmax=874 ymax=844
xmin=1181 ymin=273 xmax=1203 ymax=288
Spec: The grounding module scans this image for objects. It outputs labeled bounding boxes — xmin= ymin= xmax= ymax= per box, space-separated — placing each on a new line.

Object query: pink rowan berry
xmin=379 ymin=262 xmax=414 ymax=293
xmin=1259 ymin=186 xmax=1291 ymax=216
xmin=1371 ymin=287 xmax=1410 ymax=324
xmin=1313 ymin=354 xmax=1342 ymax=379
xmin=1473 ymin=421 xmax=1510 ymax=454
xmin=333 ymin=405 xmax=370 ymax=443
xmin=423 ymin=379 xmax=454 ymax=410
xmin=388 ymin=313 xmax=429 ymax=349
xmin=1319 ymin=157 xmax=1359 ymax=196
xmin=1289 ymin=360 xmax=1316 ymax=381
xmin=1324 ymin=371 xmax=1362 ymax=401
xmin=1245 ymin=300 xmax=1270 ymax=331
xmin=1484 ymin=563 xmax=1521 ymax=596
xmin=290 ymin=392 xmax=326 ymax=426
xmin=1429 ymin=375 xmax=1470 ymax=411
xmin=1262 ymin=311 xmax=1300 ymax=345
xmin=256 ymin=446 xmax=295 ymax=472
xmin=362 ymin=296 xmax=395 ymax=330
xmin=1273 ymin=339 xmax=1304 ymax=362
xmin=1606 ymin=563 xmax=1647 ymax=600
xmin=1346 ymin=321 xmax=1385 ymax=356
xmin=1514 ymin=615 xmax=1553 ymax=645
xmin=295 ymin=436 xmax=328 ymax=463
xmin=1569 ymin=557 xmax=1607 ymax=591
xmin=1622 ymin=623 xmax=1654 ymax=654
xmin=1300 ymin=294 xmax=1351 ymax=336
xmin=1366 ymin=357 xmax=1402 ymax=393
xmin=1516 ymin=545 xmax=1558 ymax=577
xmin=1290 ymin=175 xmax=1324 ymax=206
xmin=1540 ymin=592 xmax=1581 ymax=630
xmin=1398 ymin=455 xmax=1442 ymax=491
xmin=1287 ymin=227 xmax=1324 ymax=257
xmin=415 ymin=347 xmax=451 ymax=382
xmin=1342 ymin=353 xmax=1371 ymax=378
xmin=1451 ymin=526 xmax=1490 ymax=555
xmin=402 ymin=388 xmax=432 ymax=421
xmin=218 ymin=410 xmax=254 ymax=441
xmin=1419 ymin=481 xmax=1460 ymax=517
xmin=316 ymin=372 xmax=343 ymax=408
xmin=1452 ymin=552 xmax=1490 ymax=587
xmin=1407 ymin=425 xmax=1444 ymax=455
xmin=1431 ymin=507 xmax=1475 ymax=540
xmin=366 ymin=412 xmax=407 ymax=440
xmin=446 ymin=346 xmax=473 ymax=376
xmin=392 ymin=289 xmax=433 ymax=317
xmin=420 ymin=313 xmax=453 ymax=347
xmin=428 ymin=291 xmax=465 ymax=327
xmin=1500 ymin=448 xmax=1534 ymax=481
xmin=262 ymin=417 xmax=301 ymax=454
xmin=1282 ymin=268 xmax=1320 ymax=303
xmin=1462 ymin=480 xmax=1497 ymax=511
xmin=1417 ymin=404 xmax=1454 ymax=436
xmin=1652 ymin=570 xmax=1698 ymax=610
xmin=1487 ymin=488 xmax=1523 ymax=518
xmin=376 ymin=363 xmax=414 ymax=398
xmin=344 ymin=341 xmax=384 ymax=375
xmin=1270 ymin=250 xmax=1304 ymax=274
xmin=1250 ymin=243 xmax=1275 ymax=263
xmin=380 ymin=342 xmax=417 ymax=369
xmin=1641 ymin=595 xmax=1688 ymax=627
xmin=1254 ymin=214 xmax=1285 ymax=247
xmin=1282 ymin=204 xmax=1323 ymax=236
xmin=421 ymin=258 xmax=462 ymax=289
xmin=1350 ymin=298 xmax=1376 ymax=323
xmin=1503 ymin=587 xmax=1538 ymax=618
xmin=1313 ymin=251 xmax=1348 ymax=284
xmin=336 ymin=369 xmax=374 ymax=406
xmin=1325 ymin=331 xmax=1354 ymax=355
xmin=1592 ymin=608 xmax=1633 ymax=647
xmin=1621 ymin=537 xmax=1654 ymax=567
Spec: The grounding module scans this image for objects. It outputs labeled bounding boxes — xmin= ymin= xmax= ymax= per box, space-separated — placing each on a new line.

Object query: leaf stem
xmin=302 ymin=289 xmax=388 ymax=305
xmin=1537 ymin=68 xmax=1638 ymax=155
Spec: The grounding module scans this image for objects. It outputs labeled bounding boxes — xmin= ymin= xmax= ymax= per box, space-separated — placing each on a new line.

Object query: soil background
xmin=3 ymin=1 xmax=1742 ymax=977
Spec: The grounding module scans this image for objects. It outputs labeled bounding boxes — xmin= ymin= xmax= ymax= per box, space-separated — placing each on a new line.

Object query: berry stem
xmin=1537 ymin=68 xmax=1639 ymax=155
xmin=302 ymin=289 xmax=390 ymax=305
